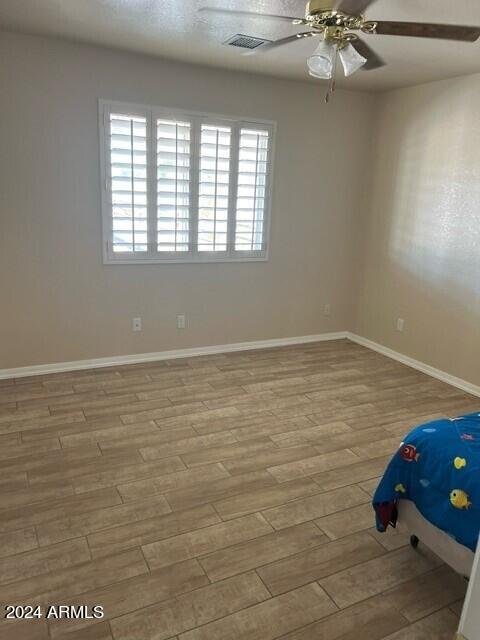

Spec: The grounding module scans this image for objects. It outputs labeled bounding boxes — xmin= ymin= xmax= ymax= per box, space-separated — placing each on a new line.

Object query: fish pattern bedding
xmin=373 ymin=412 xmax=480 ymax=552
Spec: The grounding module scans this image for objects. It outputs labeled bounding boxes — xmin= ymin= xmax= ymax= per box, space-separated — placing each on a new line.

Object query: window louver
xmin=109 ymin=114 xmax=148 ymax=253
xmin=235 ymin=129 xmax=269 ymax=252
xmin=157 ymin=119 xmax=191 ymax=252
xmin=198 ymin=125 xmax=232 ymax=252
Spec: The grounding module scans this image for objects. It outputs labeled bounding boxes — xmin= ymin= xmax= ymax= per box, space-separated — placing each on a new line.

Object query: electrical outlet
xmin=132 ymin=317 xmax=142 ymax=332
xmin=177 ymin=314 xmax=186 ymax=330
xmin=396 ymin=318 xmax=405 ymax=332
xmin=324 ymin=304 xmax=331 ymax=317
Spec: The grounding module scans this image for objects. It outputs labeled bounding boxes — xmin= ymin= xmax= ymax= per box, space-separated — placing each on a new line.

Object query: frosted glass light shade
xmin=338 ymin=43 xmax=367 ymax=77
xmin=307 ymin=39 xmax=335 ymax=79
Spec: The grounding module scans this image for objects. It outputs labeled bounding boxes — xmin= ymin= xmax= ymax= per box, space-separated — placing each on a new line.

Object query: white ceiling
xmin=1 ymin=0 xmax=480 ymax=91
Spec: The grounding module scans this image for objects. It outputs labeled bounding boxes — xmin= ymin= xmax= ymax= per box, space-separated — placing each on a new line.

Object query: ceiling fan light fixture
xmin=308 ymin=66 xmax=332 ymax=80
xmin=307 ymin=38 xmax=336 ymax=79
xmin=338 ymin=42 xmax=368 ymax=76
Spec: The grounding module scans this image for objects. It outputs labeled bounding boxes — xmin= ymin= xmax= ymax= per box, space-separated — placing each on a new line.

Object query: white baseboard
xmin=347 ymin=332 xmax=480 ymax=399
xmin=3 ymin=331 xmax=479 ymax=400
xmin=0 ymin=332 xmax=348 ymax=380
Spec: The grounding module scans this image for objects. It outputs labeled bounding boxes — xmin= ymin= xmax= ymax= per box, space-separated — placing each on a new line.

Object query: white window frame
xmin=99 ymin=99 xmax=276 ymax=265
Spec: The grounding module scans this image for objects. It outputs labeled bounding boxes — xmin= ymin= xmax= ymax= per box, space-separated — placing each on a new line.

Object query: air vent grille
xmin=224 ymin=34 xmax=270 ymax=50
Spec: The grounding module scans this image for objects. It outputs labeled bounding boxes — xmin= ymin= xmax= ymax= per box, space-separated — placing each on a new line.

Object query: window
xmin=100 ymin=101 xmax=275 ymax=264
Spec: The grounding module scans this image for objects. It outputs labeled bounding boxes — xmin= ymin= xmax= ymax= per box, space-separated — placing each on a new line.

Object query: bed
xmin=373 ymin=412 xmax=480 ymax=578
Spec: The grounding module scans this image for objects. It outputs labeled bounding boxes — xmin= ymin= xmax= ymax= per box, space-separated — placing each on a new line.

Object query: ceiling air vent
xmin=224 ymin=34 xmax=270 ymax=50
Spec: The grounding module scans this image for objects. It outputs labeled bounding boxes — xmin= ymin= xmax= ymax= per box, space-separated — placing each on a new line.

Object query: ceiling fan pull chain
xmin=332 ymin=47 xmax=338 ymax=92
xmin=324 ymin=82 xmax=331 ymax=103
xmin=325 ymin=46 xmax=338 ymax=103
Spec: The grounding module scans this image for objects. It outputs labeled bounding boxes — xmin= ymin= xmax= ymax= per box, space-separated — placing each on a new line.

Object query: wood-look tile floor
xmin=0 ymin=339 xmax=478 ymax=640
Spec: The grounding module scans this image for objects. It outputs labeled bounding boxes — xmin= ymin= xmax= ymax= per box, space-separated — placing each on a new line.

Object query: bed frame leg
xmin=410 ymin=535 xmax=419 ymax=549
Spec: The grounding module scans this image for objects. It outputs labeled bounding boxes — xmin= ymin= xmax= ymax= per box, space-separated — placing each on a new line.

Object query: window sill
xmin=103 ymin=255 xmax=269 ymax=266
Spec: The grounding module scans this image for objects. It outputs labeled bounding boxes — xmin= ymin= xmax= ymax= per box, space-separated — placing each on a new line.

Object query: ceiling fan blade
xmin=351 ymin=37 xmax=385 ymax=69
xmin=336 ymin=0 xmax=377 ymax=14
xmin=198 ymin=7 xmax=306 ymax=24
xmin=253 ymin=32 xmax=318 ymax=53
xmin=372 ymin=21 xmax=480 ymax=42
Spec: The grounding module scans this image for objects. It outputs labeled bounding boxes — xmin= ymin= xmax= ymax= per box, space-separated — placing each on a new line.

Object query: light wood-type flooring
xmin=0 ymin=339 xmax=478 ymax=640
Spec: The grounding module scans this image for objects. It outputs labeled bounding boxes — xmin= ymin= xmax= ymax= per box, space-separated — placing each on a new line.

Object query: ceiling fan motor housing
xmin=306 ymin=1 xmax=365 ymax=34
xmin=307 ymin=1 xmax=342 ymax=17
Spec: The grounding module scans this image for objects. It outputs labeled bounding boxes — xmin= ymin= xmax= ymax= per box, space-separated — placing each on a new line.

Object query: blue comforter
xmin=373 ymin=412 xmax=480 ymax=552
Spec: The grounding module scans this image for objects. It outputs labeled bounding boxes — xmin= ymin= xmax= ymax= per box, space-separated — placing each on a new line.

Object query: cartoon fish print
xmin=400 ymin=444 xmax=420 ymax=462
xmin=454 ymin=457 xmax=467 ymax=470
xmin=419 ymin=479 xmax=430 ymax=488
xmin=395 ymin=483 xmax=406 ymax=494
xmin=461 ymin=433 xmax=475 ymax=441
xmin=450 ymin=489 xmax=471 ymax=510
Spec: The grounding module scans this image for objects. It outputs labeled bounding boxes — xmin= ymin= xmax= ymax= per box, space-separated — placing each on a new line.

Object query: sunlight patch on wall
xmin=388 ymin=88 xmax=480 ymax=299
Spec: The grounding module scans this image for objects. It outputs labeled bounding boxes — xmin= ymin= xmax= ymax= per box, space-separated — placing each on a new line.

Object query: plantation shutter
xmin=108 ymin=113 xmax=148 ymax=253
xmin=235 ymin=128 xmax=270 ymax=252
xmin=102 ymin=101 xmax=273 ymax=263
xmin=197 ymin=124 xmax=232 ymax=252
xmin=156 ymin=119 xmax=192 ymax=253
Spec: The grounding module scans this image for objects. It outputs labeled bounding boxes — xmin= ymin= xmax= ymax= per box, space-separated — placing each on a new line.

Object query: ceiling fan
xmin=199 ymin=0 xmax=480 ymax=100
